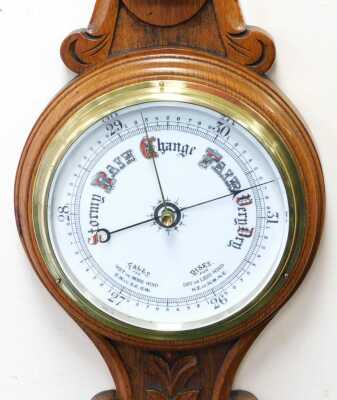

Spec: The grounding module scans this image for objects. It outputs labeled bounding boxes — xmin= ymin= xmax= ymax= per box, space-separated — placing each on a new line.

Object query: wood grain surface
xmin=61 ymin=0 xmax=275 ymax=74
xmin=83 ymin=322 xmax=265 ymax=399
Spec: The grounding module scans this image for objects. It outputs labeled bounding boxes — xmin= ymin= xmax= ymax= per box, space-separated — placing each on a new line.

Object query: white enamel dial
xmin=48 ymin=101 xmax=290 ymax=331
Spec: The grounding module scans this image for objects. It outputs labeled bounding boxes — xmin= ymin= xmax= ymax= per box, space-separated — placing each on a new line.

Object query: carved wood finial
xmin=61 ymin=0 xmax=276 ymax=75
xmin=213 ymin=0 xmax=276 ymax=74
xmin=61 ymin=0 xmax=120 ymax=74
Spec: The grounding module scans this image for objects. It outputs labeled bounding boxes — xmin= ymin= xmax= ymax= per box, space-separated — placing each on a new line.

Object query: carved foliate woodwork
xmin=145 ymin=353 xmax=199 ymax=400
xmin=84 ymin=324 xmax=264 ymax=400
xmin=61 ymin=0 xmax=275 ymax=75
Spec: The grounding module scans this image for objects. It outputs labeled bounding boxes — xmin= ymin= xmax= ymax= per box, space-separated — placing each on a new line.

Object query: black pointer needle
xmin=141 ymin=112 xmax=167 ymax=209
xmin=180 ymin=180 xmax=275 ymax=212
xmin=93 ymin=180 xmax=274 ymax=243
xmin=94 ymin=217 xmax=157 ymax=243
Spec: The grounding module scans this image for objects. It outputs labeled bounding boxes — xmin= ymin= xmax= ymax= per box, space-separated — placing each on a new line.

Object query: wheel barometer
xmin=15 ymin=1 xmax=325 ymax=399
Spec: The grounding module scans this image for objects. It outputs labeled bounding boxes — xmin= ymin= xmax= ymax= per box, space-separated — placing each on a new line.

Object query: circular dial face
xmin=48 ymin=101 xmax=290 ymax=332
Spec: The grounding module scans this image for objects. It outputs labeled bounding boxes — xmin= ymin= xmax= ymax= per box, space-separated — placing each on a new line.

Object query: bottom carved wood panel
xmin=87 ymin=326 xmax=263 ymax=400
xmin=92 ymin=390 xmax=257 ymax=400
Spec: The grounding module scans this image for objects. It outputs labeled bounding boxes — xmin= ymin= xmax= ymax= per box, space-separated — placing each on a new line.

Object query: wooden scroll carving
xmin=61 ymin=0 xmax=276 ymax=75
xmin=83 ymin=324 xmax=264 ymax=400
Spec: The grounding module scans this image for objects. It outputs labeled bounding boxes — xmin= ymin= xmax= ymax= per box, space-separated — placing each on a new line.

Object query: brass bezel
xmin=32 ymin=80 xmax=305 ymax=342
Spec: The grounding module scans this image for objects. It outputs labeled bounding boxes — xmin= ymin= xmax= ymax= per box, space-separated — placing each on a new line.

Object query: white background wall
xmin=0 ymin=1 xmax=336 ymax=399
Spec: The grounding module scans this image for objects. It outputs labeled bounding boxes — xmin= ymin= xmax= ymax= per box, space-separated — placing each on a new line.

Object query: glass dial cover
xmin=47 ymin=101 xmax=290 ymax=332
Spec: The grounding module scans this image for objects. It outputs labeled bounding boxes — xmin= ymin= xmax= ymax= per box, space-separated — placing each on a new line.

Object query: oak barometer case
xmin=15 ymin=1 xmax=325 ymax=399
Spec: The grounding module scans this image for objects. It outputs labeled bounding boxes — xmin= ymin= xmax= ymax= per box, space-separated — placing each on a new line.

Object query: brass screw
xmin=159 ymin=81 xmax=165 ymax=91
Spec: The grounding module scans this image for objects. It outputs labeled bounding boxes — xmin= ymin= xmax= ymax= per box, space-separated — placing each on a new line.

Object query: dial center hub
xmin=154 ymin=201 xmax=182 ymax=229
xmin=161 ymin=209 xmax=175 ymax=227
